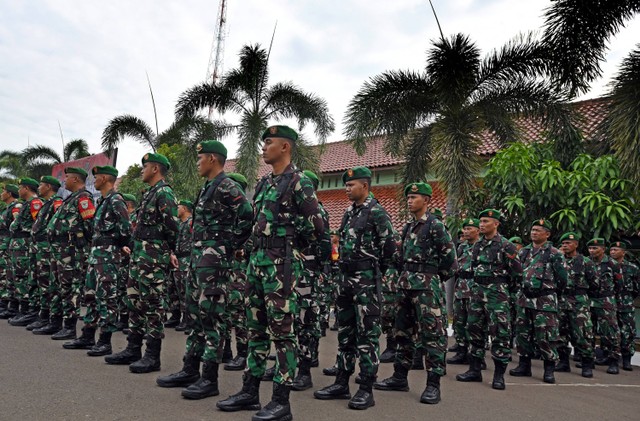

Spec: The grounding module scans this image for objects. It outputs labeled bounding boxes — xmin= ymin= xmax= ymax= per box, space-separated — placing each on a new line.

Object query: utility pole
xmin=205 ymin=0 xmax=228 ymax=118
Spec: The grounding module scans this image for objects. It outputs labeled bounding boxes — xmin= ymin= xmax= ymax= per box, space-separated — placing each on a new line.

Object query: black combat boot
xmin=314 ymin=370 xmax=351 ymax=400
xmin=379 ymin=337 xmax=397 ymax=363
xmin=130 ymin=337 xmax=162 ymax=373
xmin=225 ymin=343 xmax=247 ymax=371
xmin=182 ymin=360 xmax=219 ymax=399
xmin=0 ymin=300 xmax=18 ymax=319
xmin=606 ymin=357 xmax=619 ymax=375
xmin=622 ymin=354 xmax=633 ymax=371
xmin=33 ymin=316 xmax=62 ymax=335
xmin=252 ymin=382 xmax=292 ymax=421
xmin=555 ymin=348 xmax=571 ymax=372
xmin=26 ymin=309 xmax=49 ymax=331
xmin=157 ymin=352 xmax=201 ymax=387
xmin=492 ymin=360 xmax=507 ymax=390
xmin=543 ymin=360 xmax=556 ymax=384
xmin=448 ymin=343 xmax=462 ymax=353
xmin=175 ymin=311 xmax=188 ymax=331
xmin=0 ymin=300 xmax=6 ymax=313
xmin=580 ymin=357 xmax=594 ymax=378
xmin=374 ymin=364 xmax=409 ymax=391
xmin=9 ymin=302 xmax=38 ymax=326
xmin=63 ymin=325 xmax=96 ymax=349
xmin=411 ymin=348 xmax=425 ymax=370
xmin=105 ymin=333 xmax=143 ymax=365
xmin=456 ymin=355 xmax=483 ymax=382
xmin=87 ymin=331 xmax=113 ymax=356
xmin=222 ymin=338 xmax=234 ymax=363
xmin=595 ymin=348 xmax=609 ymax=366
xmin=322 ymin=356 xmax=339 ymax=376
xmin=348 ymin=374 xmax=375 ymax=410
xmin=291 ymin=360 xmax=313 ymax=391
xmin=51 ymin=318 xmax=77 ymax=340
xmin=509 ymin=356 xmax=532 ymax=377
xmin=216 ymin=373 xmax=262 ymax=412
xmin=7 ymin=300 xmax=28 ymax=324
xmin=446 ymin=346 xmax=469 ymax=365
xmin=262 ymin=365 xmax=276 ymax=381
xmin=164 ymin=310 xmax=180 ymax=328
xmin=420 ymin=371 xmax=441 ymax=404
xmin=114 ymin=313 xmax=128 ymax=332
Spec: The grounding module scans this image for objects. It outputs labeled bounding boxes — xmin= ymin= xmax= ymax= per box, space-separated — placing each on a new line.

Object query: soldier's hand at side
xmin=170 ymin=253 xmax=179 ymax=268
xmin=122 ymin=246 xmax=131 ymax=255
xmin=234 ymin=249 xmax=244 ymax=261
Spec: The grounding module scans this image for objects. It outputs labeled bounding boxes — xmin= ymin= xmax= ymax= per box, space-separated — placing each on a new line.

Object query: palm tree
xmin=175 ymin=43 xmax=335 ymax=186
xmin=343 ymin=33 xmax=567 ymax=208
xmin=0 ymin=139 xmax=91 ymax=180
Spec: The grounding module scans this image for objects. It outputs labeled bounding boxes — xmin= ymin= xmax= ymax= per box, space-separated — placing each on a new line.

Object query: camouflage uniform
xmin=452 ymin=240 xmax=476 ymax=348
xmin=117 ymin=211 xmax=136 ymax=324
xmin=226 ymin=246 xmax=250 ymax=350
xmin=245 ymin=163 xmax=325 ymax=385
xmin=0 ymin=201 xmax=22 ymax=306
xmin=590 ymin=255 xmax=623 ymax=362
xmin=168 ymin=215 xmax=192 ymax=322
xmin=380 ymin=267 xmax=398 ymax=349
xmin=616 ymin=259 xmax=639 ymax=357
xmin=515 ymin=242 xmax=568 ymax=362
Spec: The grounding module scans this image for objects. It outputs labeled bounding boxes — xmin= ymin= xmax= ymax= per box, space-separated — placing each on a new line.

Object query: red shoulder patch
xmin=30 ymin=198 xmax=43 ymax=220
xmin=53 ymin=199 xmax=63 ymax=211
xmin=11 ymin=204 xmax=21 ymax=219
xmin=78 ymin=197 xmax=95 ymax=220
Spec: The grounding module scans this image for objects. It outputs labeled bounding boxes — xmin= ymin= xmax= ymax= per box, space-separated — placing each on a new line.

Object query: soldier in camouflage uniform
xmin=314 ymin=166 xmax=396 ymax=411
xmin=379 ymin=265 xmax=399 ymax=364
xmin=7 ymin=178 xmax=43 ymax=326
xmin=62 ymin=166 xmax=131 ymax=356
xmin=27 ymin=176 xmax=63 ymax=331
xmin=447 ymin=217 xmax=480 ymax=365
xmin=587 ymin=238 xmax=623 ymax=374
xmin=0 ymin=184 xmax=22 ymax=319
xmin=456 ymin=209 xmax=522 ymax=390
xmin=555 ymin=232 xmax=597 ymax=377
xmin=510 ymin=219 xmax=568 ymax=384
xmin=374 ymin=182 xmax=455 ymax=404
xmin=508 ymin=236 xmax=524 ymax=347
xmin=217 ymin=126 xmax=326 ymax=421
xmin=105 ymin=153 xmax=180 ymax=373
xmin=609 ymin=241 xmax=639 ymax=371
xmin=158 ymin=141 xmax=252 ymax=400
xmin=115 ymin=193 xmax=138 ymax=332
xmin=164 ymin=200 xmax=193 ymax=330
xmin=44 ymin=167 xmax=95 ymax=340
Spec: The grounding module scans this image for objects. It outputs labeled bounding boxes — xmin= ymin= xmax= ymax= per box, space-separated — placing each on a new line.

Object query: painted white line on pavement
xmin=506 ymin=383 xmax=640 ymax=388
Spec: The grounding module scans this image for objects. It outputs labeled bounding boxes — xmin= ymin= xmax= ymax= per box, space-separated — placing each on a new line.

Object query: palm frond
xmin=291 ymin=133 xmax=321 ymax=173
xmin=234 ymin=113 xmax=266 ymax=187
xmin=223 ymin=44 xmax=270 ymax=106
xmin=399 ymin=127 xmax=434 ymax=185
xmin=63 ymin=138 xmax=90 ymax=161
xmin=102 ymin=114 xmax=156 ymax=152
xmin=21 ymin=145 xmax=62 ymax=165
xmin=175 ymin=83 xmax=245 ymax=120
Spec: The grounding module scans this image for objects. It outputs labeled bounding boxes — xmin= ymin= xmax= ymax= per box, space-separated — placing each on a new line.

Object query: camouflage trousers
xmin=558 ymin=296 xmax=594 ymax=359
xmin=591 ymin=301 xmax=621 ymax=360
xmin=335 ymin=271 xmax=381 ymax=378
xmin=10 ymin=248 xmax=29 ymax=304
xmin=116 ymin=256 xmax=130 ymax=318
xmin=467 ymin=282 xmax=512 ymax=364
xmin=394 ymin=287 xmax=447 ymax=376
xmin=246 ymin=259 xmax=301 ymax=385
xmin=184 ymin=266 xmax=229 ymax=363
xmin=126 ymin=242 xmax=170 ymax=339
xmin=0 ymin=251 xmax=8 ymax=300
xmin=514 ymin=306 xmax=559 ymax=362
xmin=31 ymin=247 xmax=53 ymax=317
xmin=167 ymin=256 xmax=189 ymax=316
xmin=51 ymin=243 xmax=86 ymax=321
xmin=380 ymin=288 xmax=396 ymax=338
xmin=452 ymin=297 xmax=470 ymax=347
xmin=296 ymin=265 xmax=321 ymax=363
xmin=617 ymin=311 xmax=635 ymax=356
xmin=83 ymin=262 xmax=119 ymax=333
xmin=226 ymin=284 xmax=248 ymax=347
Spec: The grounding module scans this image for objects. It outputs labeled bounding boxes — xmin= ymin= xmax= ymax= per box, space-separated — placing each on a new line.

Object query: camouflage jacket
xmin=0 ymin=200 xmax=21 ymax=252
xmin=302 ymin=201 xmax=331 ymax=272
xmin=175 ymin=216 xmax=193 ymax=257
xmin=88 ymin=190 xmax=131 ymax=265
xmin=397 ymin=211 xmax=455 ymax=290
xmin=46 ymin=188 xmax=95 ymax=249
xmin=10 ymin=196 xmax=44 ymax=251
xmin=251 ymin=164 xmax=325 ymax=265
xmin=471 ymin=233 xmax=522 ymax=288
xmin=516 ymin=241 xmax=567 ymax=312
xmin=339 ymin=196 xmax=396 ymax=270
xmin=133 ymin=180 xmax=179 ymax=252
xmin=30 ymin=195 xmax=63 ymax=253
xmin=455 ymin=240 xmax=477 ymax=299
xmin=560 ymin=253 xmax=597 ymax=310
xmin=590 ymin=255 xmax=623 ymax=309
xmin=192 ymin=172 xmax=252 ymax=268
xmin=617 ymin=259 xmax=639 ymax=312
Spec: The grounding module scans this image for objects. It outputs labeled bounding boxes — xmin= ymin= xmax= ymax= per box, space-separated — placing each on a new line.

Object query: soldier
xmin=45 ymin=167 xmax=95 ymax=340
xmin=115 ymin=193 xmax=138 ymax=332
xmin=508 ymin=236 xmax=524 ymax=346
xmin=0 ymin=184 xmax=22 ymax=319
xmin=7 ymin=178 xmax=43 ymax=326
xmin=321 ymin=231 xmax=342 ymax=377
xmin=165 ymin=199 xmax=193 ymax=330
xmin=556 ymin=232 xmax=597 ymax=377
xmin=217 ymin=126 xmax=325 ymax=421
xmin=105 ymin=153 xmax=179 ymax=373
xmin=447 ymin=217 xmax=481 ymax=365
xmin=158 ymin=141 xmax=252 ymax=400
xmin=62 ymin=166 xmax=131 ymax=356
xmin=313 ymin=166 xmax=396 ymax=410
xmin=510 ymin=219 xmax=567 ymax=384
xmin=609 ymin=240 xmax=638 ymax=371
xmin=587 ymin=238 xmax=623 ymax=374
xmin=456 ymin=209 xmax=522 ymax=390
xmin=373 ymin=182 xmax=455 ymax=404
xmin=27 ymin=176 xmax=63 ymax=331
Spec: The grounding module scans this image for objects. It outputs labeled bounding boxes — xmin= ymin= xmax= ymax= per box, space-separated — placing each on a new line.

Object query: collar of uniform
xmin=270 ymin=163 xmax=296 ymax=181
xmin=481 ymin=233 xmax=502 ymax=245
xmin=351 ymin=195 xmax=373 ymax=212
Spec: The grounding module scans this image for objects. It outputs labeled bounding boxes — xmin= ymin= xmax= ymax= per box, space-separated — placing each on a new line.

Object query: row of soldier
xmin=0 ymin=124 xmax=638 ymax=421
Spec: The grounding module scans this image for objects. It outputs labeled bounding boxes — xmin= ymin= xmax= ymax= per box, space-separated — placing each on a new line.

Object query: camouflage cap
xmin=531 ymin=218 xmax=552 ymax=232
xmin=196 ymin=140 xmax=227 ymax=158
xmin=262 ymin=125 xmax=298 ymax=142
xmin=227 ymin=172 xmax=248 ymax=192
xmin=303 ymin=170 xmax=320 ymax=190
xmin=404 ymin=182 xmax=432 ymax=197
xmin=142 ymin=152 xmax=171 ymax=170
xmin=64 ymin=167 xmax=88 ymax=177
xmin=342 ymin=166 xmax=371 ymax=184
xmin=610 ymin=240 xmax=628 ymax=250
xmin=178 ymin=200 xmax=193 ymax=210
xmin=509 ymin=236 xmax=523 ymax=245
xmin=18 ymin=177 xmax=39 ymax=189
xmin=92 ymin=165 xmax=119 ymax=178
xmin=559 ymin=232 xmax=580 ymax=243
xmin=463 ymin=218 xmax=480 ymax=228
xmin=3 ymin=184 xmax=19 ymax=195
xmin=122 ymin=193 xmax=137 ymax=203
xmin=478 ymin=209 xmax=501 ymax=221
xmin=40 ymin=176 xmax=62 ymax=189
xmin=587 ymin=238 xmax=606 ymax=247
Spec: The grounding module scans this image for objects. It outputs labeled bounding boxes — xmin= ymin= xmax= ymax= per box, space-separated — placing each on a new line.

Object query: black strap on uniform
xmin=401 ymin=212 xmax=436 ymax=256
xmin=340 ymin=198 xmax=379 ymax=253
xmin=96 ymin=191 xmax=124 ymax=227
xmin=192 ymin=172 xmax=228 ymax=224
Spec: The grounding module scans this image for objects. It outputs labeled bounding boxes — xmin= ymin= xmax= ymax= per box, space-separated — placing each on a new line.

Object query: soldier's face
xmin=141 ymin=163 xmax=156 ymax=183
xmin=561 ymin=240 xmax=578 ymax=255
xmin=1 ymin=189 xmax=9 ymax=202
xmin=530 ymin=226 xmax=550 ymax=243
xmin=331 ymin=234 xmax=339 ymax=245
xmin=197 ymin=153 xmax=214 ymax=177
xmin=261 ymin=137 xmax=287 ymax=164
xmin=609 ymin=247 xmax=625 ymax=260
xmin=64 ymin=173 xmax=77 ymax=190
xmin=479 ymin=217 xmax=498 ymax=235
xmin=37 ymin=182 xmax=49 ymax=196
xmin=18 ymin=185 xmax=29 ymax=200
xmin=126 ymin=202 xmax=136 ymax=213
xmin=345 ymin=180 xmax=366 ymax=202
xmin=178 ymin=205 xmax=186 ymax=218
xmin=588 ymin=246 xmax=604 ymax=259
xmin=406 ymin=194 xmax=428 ymax=214
xmin=94 ymin=174 xmax=105 ymax=189
xmin=463 ymin=226 xmax=479 ymax=241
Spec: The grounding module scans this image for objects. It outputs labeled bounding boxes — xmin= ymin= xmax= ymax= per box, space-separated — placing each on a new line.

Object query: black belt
xmin=564 ymin=287 xmax=589 ymax=296
xmin=458 ymin=272 xmax=474 ymax=279
xmin=591 ymin=291 xmax=614 ymax=299
xmin=253 ymin=236 xmax=295 ymax=250
xmin=403 ymin=262 xmax=438 ymax=274
xmin=523 ymin=288 xmax=555 ymax=299
xmin=176 ymin=252 xmax=190 ymax=258
xmin=474 ymin=276 xmax=509 ymax=285
xmin=134 ymin=225 xmax=165 ymax=241
xmin=339 ymin=259 xmax=375 ymax=274
xmin=49 ymin=234 xmax=72 ymax=243
xmin=92 ymin=238 xmax=117 ymax=247
xmin=304 ymin=259 xmax=320 ymax=271
xmin=12 ymin=232 xmax=30 ymax=239
xmin=32 ymin=234 xmax=47 ymax=241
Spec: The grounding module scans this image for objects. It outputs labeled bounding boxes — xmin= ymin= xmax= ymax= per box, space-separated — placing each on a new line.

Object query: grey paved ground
xmin=1 ymin=321 xmax=639 ymax=421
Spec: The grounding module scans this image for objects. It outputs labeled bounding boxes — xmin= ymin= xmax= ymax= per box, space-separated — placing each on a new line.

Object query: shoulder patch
xmin=30 ymin=198 xmax=43 ymax=219
xmin=78 ymin=197 xmax=95 ymax=220
xmin=53 ymin=199 xmax=63 ymax=211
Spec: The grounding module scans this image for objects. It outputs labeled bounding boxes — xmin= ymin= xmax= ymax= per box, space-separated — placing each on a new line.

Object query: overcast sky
xmin=1 ymin=0 xmax=638 ymax=174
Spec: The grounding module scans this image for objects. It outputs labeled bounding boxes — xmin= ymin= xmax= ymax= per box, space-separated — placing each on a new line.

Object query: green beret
xmin=64 ymin=167 xmax=88 ymax=177
xmin=430 ymin=207 xmax=443 ymax=219
xmin=196 ymin=140 xmax=227 ymax=158
xmin=18 ymin=177 xmax=39 ymax=189
xmin=342 ymin=166 xmax=372 ymax=184
xmin=40 ymin=176 xmax=61 ymax=189
xmin=122 ymin=193 xmax=137 ymax=203
xmin=179 ymin=200 xmax=193 ymax=210
xmin=92 ymin=165 xmax=119 ymax=178
xmin=531 ymin=218 xmax=553 ymax=232
xmin=142 ymin=152 xmax=171 ymax=170
xmin=478 ymin=209 xmax=501 ymax=220
xmin=463 ymin=218 xmax=480 ymax=228
xmin=587 ymin=238 xmax=606 ymax=247
xmin=227 ymin=172 xmax=248 ymax=192
xmin=303 ymin=170 xmax=320 ymax=189
xmin=3 ymin=184 xmax=19 ymax=195
xmin=509 ymin=236 xmax=523 ymax=245
xmin=330 ymin=230 xmax=339 ymax=236
xmin=404 ymin=182 xmax=432 ymax=197
xmin=610 ymin=240 xmax=628 ymax=250
xmin=559 ymin=232 xmax=579 ymax=243
xmin=262 ymin=125 xmax=298 ymax=142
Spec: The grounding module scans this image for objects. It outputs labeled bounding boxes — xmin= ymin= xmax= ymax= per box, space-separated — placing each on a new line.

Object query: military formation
xmin=1 ymin=125 xmax=638 ymax=421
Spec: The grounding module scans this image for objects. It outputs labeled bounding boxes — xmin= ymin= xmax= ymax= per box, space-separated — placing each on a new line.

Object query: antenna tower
xmin=206 ymin=0 xmax=228 ymax=118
